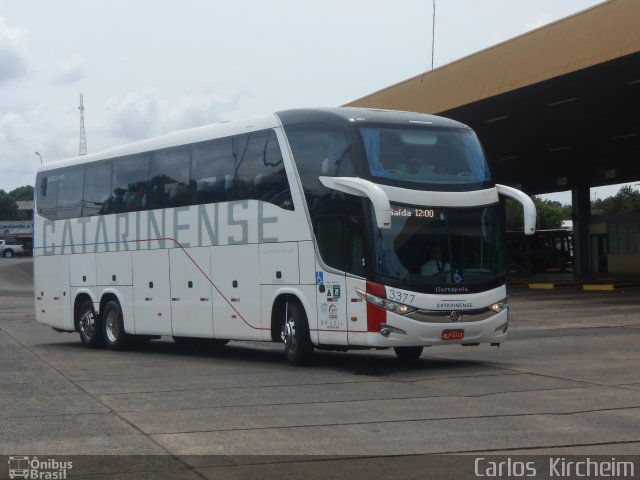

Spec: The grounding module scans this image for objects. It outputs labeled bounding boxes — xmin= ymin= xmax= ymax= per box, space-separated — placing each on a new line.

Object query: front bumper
xmin=359 ymin=308 xmax=509 ymax=348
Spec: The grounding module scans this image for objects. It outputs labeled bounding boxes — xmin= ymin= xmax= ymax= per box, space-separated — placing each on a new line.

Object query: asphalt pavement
xmin=0 ymin=258 xmax=639 ymax=478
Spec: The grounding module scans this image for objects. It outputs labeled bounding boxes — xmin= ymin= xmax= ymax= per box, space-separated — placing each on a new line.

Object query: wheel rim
xmin=105 ymin=310 xmax=119 ymax=343
xmin=79 ymin=310 xmax=95 ymax=338
xmin=282 ymin=317 xmax=296 ymax=351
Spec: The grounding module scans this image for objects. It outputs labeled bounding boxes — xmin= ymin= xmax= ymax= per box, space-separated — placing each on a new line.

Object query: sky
xmin=0 ymin=0 xmax=609 ymax=200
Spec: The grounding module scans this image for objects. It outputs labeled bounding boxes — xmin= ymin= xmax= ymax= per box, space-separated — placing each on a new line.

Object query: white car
xmin=0 ymin=239 xmax=24 ymax=258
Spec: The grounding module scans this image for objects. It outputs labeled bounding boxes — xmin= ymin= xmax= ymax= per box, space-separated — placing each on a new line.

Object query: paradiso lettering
xmin=38 ymin=201 xmax=281 ymax=255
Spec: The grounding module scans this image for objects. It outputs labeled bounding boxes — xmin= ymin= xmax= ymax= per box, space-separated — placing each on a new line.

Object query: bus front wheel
xmin=77 ymin=299 xmax=103 ymax=349
xmin=393 ymin=346 xmax=423 ymax=362
xmin=102 ymin=300 xmax=131 ymax=350
xmin=281 ymin=300 xmax=314 ymax=366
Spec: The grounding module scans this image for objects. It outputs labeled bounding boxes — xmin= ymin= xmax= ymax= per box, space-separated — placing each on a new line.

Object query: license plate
xmin=441 ymin=329 xmax=464 ymax=340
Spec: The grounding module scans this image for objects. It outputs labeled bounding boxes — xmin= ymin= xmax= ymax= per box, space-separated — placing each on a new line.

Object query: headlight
xmin=355 ymin=288 xmax=417 ymax=316
xmin=489 ymin=300 xmax=508 ymax=313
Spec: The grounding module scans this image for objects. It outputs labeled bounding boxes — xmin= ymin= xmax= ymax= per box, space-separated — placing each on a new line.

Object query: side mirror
xmin=496 ymin=184 xmax=537 ymax=235
xmin=319 ymin=176 xmax=391 ymax=229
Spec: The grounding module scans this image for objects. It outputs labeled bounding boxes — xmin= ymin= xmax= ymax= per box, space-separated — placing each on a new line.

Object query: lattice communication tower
xmin=79 ymin=93 xmax=87 ymax=156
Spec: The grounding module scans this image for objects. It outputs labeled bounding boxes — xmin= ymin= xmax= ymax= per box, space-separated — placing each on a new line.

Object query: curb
xmin=525 ymin=282 xmax=640 ymax=291
xmin=583 ymin=283 xmax=640 ymax=291
xmin=528 ymin=283 xmax=556 ymax=290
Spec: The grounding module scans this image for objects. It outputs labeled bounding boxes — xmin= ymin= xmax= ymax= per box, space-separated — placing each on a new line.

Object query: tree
xmin=9 ymin=185 xmax=34 ymax=202
xmin=506 ymin=197 xmax=565 ymax=231
xmin=593 ymin=185 xmax=640 ymax=215
xmin=0 ymin=190 xmax=18 ymax=220
xmin=560 ymin=203 xmax=572 ymax=221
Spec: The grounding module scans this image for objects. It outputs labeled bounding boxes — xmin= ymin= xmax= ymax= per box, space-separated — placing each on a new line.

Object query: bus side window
xmin=83 ymin=161 xmax=112 ymax=216
xmin=234 ymin=129 xmax=294 ymax=210
xmin=56 ymin=166 xmax=84 ymax=219
xmin=315 ymin=217 xmax=346 ymax=271
xmin=286 ymin=125 xmax=364 ymax=273
xmin=112 ymin=154 xmax=150 ymax=213
xmin=149 ymin=146 xmax=191 ymax=209
xmin=286 ymin=125 xmax=356 ymax=194
xmin=314 ymin=214 xmax=366 ymax=276
xmin=37 ymin=172 xmax=60 ymax=220
xmin=191 ymin=137 xmax=234 ymax=205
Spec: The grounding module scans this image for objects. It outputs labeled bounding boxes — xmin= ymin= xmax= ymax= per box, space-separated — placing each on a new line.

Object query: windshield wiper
xmin=333 ymin=145 xmax=352 ymax=175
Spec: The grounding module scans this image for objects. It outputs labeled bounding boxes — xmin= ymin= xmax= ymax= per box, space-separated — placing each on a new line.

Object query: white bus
xmin=34 ymin=108 xmax=536 ymax=365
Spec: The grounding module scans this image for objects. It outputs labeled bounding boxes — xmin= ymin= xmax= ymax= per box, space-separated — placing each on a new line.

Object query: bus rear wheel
xmin=281 ymin=300 xmax=314 ymax=366
xmin=77 ymin=299 xmax=103 ymax=349
xmin=102 ymin=300 xmax=131 ymax=350
xmin=393 ymin=346 xmax=423 ymax=362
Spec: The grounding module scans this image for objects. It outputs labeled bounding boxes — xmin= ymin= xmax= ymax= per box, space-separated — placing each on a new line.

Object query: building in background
xmin=0 ymin=201 xmax=33 ymax=255
xmin=347 ymin=0 xmax=640 ymax=274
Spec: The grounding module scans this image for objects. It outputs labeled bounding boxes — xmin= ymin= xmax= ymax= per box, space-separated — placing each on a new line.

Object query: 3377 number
xmin=387 ymin=289 xmax=415 ymax=304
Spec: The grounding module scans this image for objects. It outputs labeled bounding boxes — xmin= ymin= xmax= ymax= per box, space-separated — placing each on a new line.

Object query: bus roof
xmin=38 ymin=112 xmax=280 ymax=173
xmin=276 ymin=107 xmax=469 ymax=130
xmin=38 ymin=107 xmax=469 ymax=173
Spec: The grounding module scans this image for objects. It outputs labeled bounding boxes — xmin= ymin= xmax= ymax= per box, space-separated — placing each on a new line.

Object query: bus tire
xmin=77 ymin=299 xmax=103 ymax=349
xmin=393 ymin=346 xmax=423 ymax=362
xmin=282 ymin=300 xmax=314 ymax=366
xmin=101 ymin=300 xmax=131 ymax=351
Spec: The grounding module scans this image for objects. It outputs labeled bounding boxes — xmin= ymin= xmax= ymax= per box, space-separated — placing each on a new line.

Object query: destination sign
xmin=390 ymin=207 xmax=440 ymax=218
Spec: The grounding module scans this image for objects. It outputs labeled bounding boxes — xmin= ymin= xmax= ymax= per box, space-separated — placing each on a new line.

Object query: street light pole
xmin=431 ymin=0 xmax=436 ymax=70
xmin=34 ymin=152 xmax=42 ymax=164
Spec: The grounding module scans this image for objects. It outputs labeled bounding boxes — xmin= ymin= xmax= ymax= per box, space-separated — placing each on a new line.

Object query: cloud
xmin=0 ymin=17 xmax=28 ymax=84
xmin=0 ymin=111 xmax=41 ymax=188
xmin=0 ymin=106 xmax=77 ymax=190
xmin=105 ymin=91 xmax=162 ymax=141
xmin=50 ymin=53 xmax=84 ymax=84
xmin=0 ymin=86 xmax=247 ymax=191
xmin=105 ymin=89 xmax=242 ymax=143
xmin=163 ymin=92 xmax=242 ymax=131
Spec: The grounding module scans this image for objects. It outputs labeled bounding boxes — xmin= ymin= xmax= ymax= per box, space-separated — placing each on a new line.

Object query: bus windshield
xmin=373 ymin=203 xmax=506 ymax=288
xmin=359 ymin=126 xmax=491 ymax=188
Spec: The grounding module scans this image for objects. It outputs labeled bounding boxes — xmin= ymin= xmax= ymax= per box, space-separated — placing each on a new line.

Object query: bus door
xmin=314 ymin=213 xmax=367 ymax=345
xmin=169 ymin=247 xmax=214 ymax=338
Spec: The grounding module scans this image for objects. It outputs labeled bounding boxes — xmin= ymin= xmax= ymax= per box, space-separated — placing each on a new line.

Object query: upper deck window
xmin=285 ymin=125 xmax=356 ymax=195
xmin=359 ymin=126 xmax=491 ymax=189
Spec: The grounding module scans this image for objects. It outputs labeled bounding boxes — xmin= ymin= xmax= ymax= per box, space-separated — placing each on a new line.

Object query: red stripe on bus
xmin=130 ymin=238 xmax=268 ymax=331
